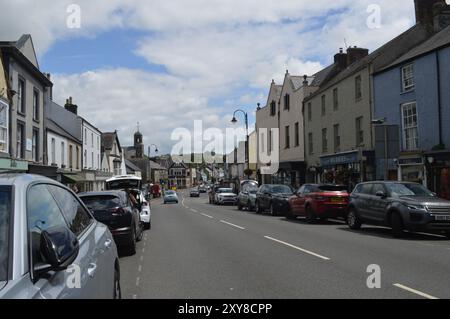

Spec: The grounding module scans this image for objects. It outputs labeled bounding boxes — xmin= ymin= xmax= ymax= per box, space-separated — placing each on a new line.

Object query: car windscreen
xmin=106 ymin=180 xmax=140 ymax=190
xmin=218 ymin=189 xmax=233 ymax=193
xmin=387 ymin=183 xmax=434 ymax=197
xmin=270 ymin=185 xmax=293 ymax=194
xmin=166 ymin=191 xmax=176 ymax=195
xmin=80 ymin=195 xmax=122 ymax=210
xmin=317 ymin=185 xmax=348 ymax=192
xmin=248 ymin=186 xmax=259 ymax=194
xmin=0 ymin=187 xmax=11 ymax=283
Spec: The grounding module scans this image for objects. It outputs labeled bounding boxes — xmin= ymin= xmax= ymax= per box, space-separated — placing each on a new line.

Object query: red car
xmin=287 ymin=184 xmax=349 ymax=222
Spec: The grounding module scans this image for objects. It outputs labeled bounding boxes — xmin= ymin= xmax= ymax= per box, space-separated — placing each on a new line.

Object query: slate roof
xmin=45 ymin=118 xmax=81 ymax=144
xmin=125 ymin=159 xmax=142 ymax=173
xmin=102 ymin=132 xmax=121 ymax=152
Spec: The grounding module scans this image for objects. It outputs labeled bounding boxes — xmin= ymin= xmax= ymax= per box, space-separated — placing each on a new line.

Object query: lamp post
xmin=148 ymin=144 xmax=159 ymax=185
xmin=231 ymin=109 xmax=249 ymax=180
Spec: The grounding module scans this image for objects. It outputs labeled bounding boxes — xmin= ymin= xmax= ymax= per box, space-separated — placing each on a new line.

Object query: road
xmin=119 ymin=191 xmax=450 ymax=299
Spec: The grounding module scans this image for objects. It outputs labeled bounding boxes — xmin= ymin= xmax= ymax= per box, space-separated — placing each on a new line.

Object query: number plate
xmin=435 ymin=215 xmax=450 ymax=221
xmin=331 ymin=197 xmax=344 ymax=203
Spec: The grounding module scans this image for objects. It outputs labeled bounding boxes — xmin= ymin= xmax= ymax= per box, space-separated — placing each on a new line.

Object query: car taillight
xmin=110 ymin=207 xmax=126 ymax=215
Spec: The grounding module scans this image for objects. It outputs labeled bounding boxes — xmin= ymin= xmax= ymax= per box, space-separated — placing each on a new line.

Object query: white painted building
xmin=82 ymin=120 xmax=102 ymax=171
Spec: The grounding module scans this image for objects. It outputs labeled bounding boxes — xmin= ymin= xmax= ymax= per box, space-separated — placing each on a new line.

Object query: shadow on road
xmin=339 ymin=226 xmax=449 ymax=242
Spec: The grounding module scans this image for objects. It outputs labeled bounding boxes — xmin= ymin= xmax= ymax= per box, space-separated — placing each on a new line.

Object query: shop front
xmin=0 ymin=158 xmax=28 ymax=173
xmin=425 ymin=150 xmax=450 ymax=200
xmin=397 ymin=152 xmax=425 ymax=184
xmin=272 ymin=162 xmax=306 ymax=189
xmin=319 ymin=150 xmax=375 ymax=190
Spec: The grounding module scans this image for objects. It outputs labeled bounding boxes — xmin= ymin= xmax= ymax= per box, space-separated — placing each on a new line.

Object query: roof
xmin=106 ymin=175 xmax=142 ymax=183
xmin=45 ymin=118 xmax=82 ymax=144
xmin=304 ymin=24 xmax=432 ymax=101
xmin=379 ymin=25 xmax=450 ymax=73
xmin=102 ymin=132 xmax=122 ymax=152
xmin=150 ymin=160 xmax=166 ymax=170
xmin=125 ymin=159 xmax=142 ymax=172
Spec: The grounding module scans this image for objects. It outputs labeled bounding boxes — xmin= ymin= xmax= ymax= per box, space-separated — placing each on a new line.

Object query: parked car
xmin=237 ymin=182 xmax=259 ymax=211
xmin=0 ymin=174 xmax=121 ymax=299
xmin=347 ymin=181 xmax=450 ymax=238
xmin=287 ymin=184 xmax=349 ymax=222
xmin=208 ymin=184 xmax=229 ymax=204
xmin=164 ymin=190 xmax=179 ymax=204
xmin=136 ymin=191 xmax=152 ymax=230
xmin=190 ymin=188 xmax=200 ymax=197
xmin=215 ymin=188 xmax=237 ymax=205
xmin=79 ymin=191 xmax=144 ymax=255
xmin=255 ymin=184 xmax=294 ymax=216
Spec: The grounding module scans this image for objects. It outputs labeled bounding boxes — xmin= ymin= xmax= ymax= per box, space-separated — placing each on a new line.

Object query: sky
xmin=0 ymin=0 xmax=422 ymax=154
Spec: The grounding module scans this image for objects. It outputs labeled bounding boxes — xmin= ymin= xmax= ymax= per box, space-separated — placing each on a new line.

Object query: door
xmin=48 ymin=184 xmax=114 ymax=298
xmin=290 ymin=186 xmax=305 ymax=215
xmin=354 ymin=183 xmax=373 ymax=220
xmin=368 ymin=183 xmax=390 ymax=223
xmin=261 ymin=185 xmax=272 ymax=210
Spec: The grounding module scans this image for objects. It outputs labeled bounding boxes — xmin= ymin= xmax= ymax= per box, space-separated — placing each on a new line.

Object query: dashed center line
xmin=136 ymin=277 xmax=140 ymax=287
xmin=190 ymin=209 xmax=198 ymax=213
xmin=264 ymin=236 xmax=330 ymax=261
xmin=201 ymin=213 xmax=214 ymax=219
xmin=220 ymin=220 xmax=246 ymax=230
xmin=394 ymin=284 xmax=439 ymax=299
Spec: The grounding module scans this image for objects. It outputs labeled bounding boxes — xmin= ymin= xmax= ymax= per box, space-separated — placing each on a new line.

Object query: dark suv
xmin=347 ymin=181 xmax=450 ymax=238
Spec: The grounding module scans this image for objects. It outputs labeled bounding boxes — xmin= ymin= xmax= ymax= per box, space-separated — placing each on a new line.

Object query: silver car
xmin=237 ymin=182 xmax=259 ymax=211
xmin=0 ymin=174 xmax=121 ymax=299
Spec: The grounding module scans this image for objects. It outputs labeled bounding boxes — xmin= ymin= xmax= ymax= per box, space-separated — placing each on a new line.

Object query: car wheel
xmin=237 ymin=202 xmax=243 ymax=211
xmin=113 ymin=266 xmax=122 ymax=299
xmin=391 ymin=212 xmax=404 ymax=238
xmin=144 ymin=221 xmax=151 ymax=230
xmin=305 ymin=206 xmax=316 ymax=224
xmin=445 ymin=231 xmax=450 ymax=239
xmin=255 ymin=201 xmax=262 ymax=214
xmin=248 ymin=201 xmax=254 ymax=212
xmin=127 ymin=227 xmax=137 ymax=255
xmin=347 ymin=208 xmax=362 ymax=230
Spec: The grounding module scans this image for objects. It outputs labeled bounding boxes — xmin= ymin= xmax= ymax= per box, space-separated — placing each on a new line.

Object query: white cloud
xmin=1 ymin=0 xmax=420 ymax=153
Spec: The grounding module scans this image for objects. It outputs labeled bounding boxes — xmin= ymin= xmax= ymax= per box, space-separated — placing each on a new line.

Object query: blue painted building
xmin=373 ymin=25 xmax=450 ymax=199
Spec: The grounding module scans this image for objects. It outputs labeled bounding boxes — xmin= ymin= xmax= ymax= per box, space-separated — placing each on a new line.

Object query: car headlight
xmin=405 ymin=203 xmax=427 ymax=211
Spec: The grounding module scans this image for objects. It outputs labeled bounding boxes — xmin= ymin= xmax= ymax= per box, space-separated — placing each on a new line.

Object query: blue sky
xmin=1 ymin=0 xmax=417 ymax=153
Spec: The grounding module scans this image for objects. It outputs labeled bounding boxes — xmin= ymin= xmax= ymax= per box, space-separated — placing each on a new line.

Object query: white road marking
xmin=138 ymin=265 xmax=142 ymax=272
xmin=220 ymin=220 xmax=245 ymax=230
xmin=142 ymin=247 xmax=146 ymax=253
xmin=190 ymin=209 xmax=198 ymax=213
xmin=136 ymin=277 xmax=140 ymax=287
xmin=132 ymin=295 xmax=138 ymax=299
xmin=264 ymin=236 xmax=330 ymax=261
xmin=201 ymin=213 xmax=214 ymax=219
xmin=140 ymin=256 xmax=144 ymax=262
xmin=394 ymin=284 xmax=439 ymax=299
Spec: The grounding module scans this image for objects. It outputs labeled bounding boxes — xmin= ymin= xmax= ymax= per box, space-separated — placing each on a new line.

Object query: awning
xmin=61 ymin=173 xmax=85 ymax=184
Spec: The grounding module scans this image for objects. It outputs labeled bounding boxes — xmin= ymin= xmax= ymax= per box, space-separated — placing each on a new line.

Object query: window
xmin=69 ymin=145 xmax=73 ymax=169
xmin=402 ymin=64 xmax=415 ymax=92
xmin=355 ymin=75 xmax=362 ymax=100
xmin=371 ymin=183 xmax=386 ymax=196
xmin=401 ymin=102 xmax=419 ymax=150
xmin=285 ymin=126 xmax=290 ymax=149
xmin=270 ymin=101 xmax=276 ymax=116
xmin=284 ymin=94 xmax=290 ymax=110
xmin=61 ymin=142 xmax=65 ymax=167
xmin=321 ymin=95 xmax=326 ymax=116
xmin=322 ymin=128 xmax=328 ymax=153
xmin=91 ymin=133 xmax=94 ymax=147
xmin=91 ymin=152 xmax=94 ymax=168
xmin=0 ymin=101 xmax=8 ymax=153
xmin=0 ymin=187 xmax=11 ymax=283
xmin=84 ymin=129 xmax=87 ymax=145
xmin=27 ymin=184 xmax=69 ymax=267
xmin=51 ymin=138 xmax=56 ymax=164
xmin=76 ymin=147 xmax=80 ymax=169
xmin=48 ymin=185 xmax=92 ymax=237
xmin=32 ymin=129 xmax=39 ymax=162
xmin=260 ymin=132 xmax=265 ymax=153
xmin=269 ymin=130 xmax=273 ymax=153
xmin=84 ymin=150 xmax=87 ymax=168
xmin=334 ymin=124 xmax=340 ymax=152
xmin=308 ymin=133 xmax=313 ymax=155
xmin=356 ymin=117 xmax=364 ymax=146
xmin=16 ymin=122 xmax=25 ymax=159
xmin=333 ymin=88 xmax=339 ymax=111
xmin=97 ymin=136 xmax=100 ymax=151
xmin=32 ymin=89 xmax=39 ymax=121
xmin=295 ymin=122 xmax=300 ymax=147
xmin=18 ymin=77 xmax=26 ymax=114
xmin=307 ymin=103 xmax=312 ymax=121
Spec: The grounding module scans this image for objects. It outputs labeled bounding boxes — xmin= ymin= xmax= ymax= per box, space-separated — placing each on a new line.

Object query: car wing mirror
xmin=375 ymin=191 xmax=387 ymax=198
xmin=36 ymin=226 xmax=79 ymax=276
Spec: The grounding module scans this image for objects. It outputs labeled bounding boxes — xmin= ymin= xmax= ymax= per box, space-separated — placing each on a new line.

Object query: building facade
xmin=101 ymin=131 xmax=126 ymax=176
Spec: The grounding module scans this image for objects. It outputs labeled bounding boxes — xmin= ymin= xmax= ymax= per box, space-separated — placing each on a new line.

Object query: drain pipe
xmin=435 ymin=51 xmax=443 ymax=146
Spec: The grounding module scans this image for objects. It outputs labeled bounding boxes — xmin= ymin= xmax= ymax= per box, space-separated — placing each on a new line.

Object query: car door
xmin=48 ymin=184 xmax=114 ymax=299
xmin=290 ymin=186 xmax=305 ymax=215
xmin=355 ymin=183 xmax=374 ymax=220
xmin=368 ymin=183 xmax=390 ymax=223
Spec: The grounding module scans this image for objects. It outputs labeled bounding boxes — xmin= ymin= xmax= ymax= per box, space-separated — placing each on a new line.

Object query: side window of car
xmin=371 ymin=184 xmax=386 ymax=196
xmin=47 ymin=185 xmax=93 ymax=237
xmin=361 ymin=184 xmax=373 ymax=195
xmin=297 ymin=186 xmax=305 ymax=194
xmin=27 ymin=184 xmax=69 ymax=265
xmin=353 ymin=184 xmax=363 ymax=194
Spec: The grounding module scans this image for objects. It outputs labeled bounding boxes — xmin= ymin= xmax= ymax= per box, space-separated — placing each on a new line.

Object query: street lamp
xmin=148 ymin=144 xmax=159 ymax=184
xmin=371 ymin=118 xmax=389 ymax=181
xmin=231 ymin=109 xmax=250 ymax=179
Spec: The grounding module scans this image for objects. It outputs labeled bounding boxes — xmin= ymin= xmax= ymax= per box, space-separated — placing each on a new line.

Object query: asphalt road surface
xmin=119 ymin=191 xmax=450 ymax=299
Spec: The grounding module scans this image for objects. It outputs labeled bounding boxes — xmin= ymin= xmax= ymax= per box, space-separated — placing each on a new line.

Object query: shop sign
xmin=0 ymin=158 xmax=28 ymax=171
xmin=398 ymin=157 xmax=423 ymax=166
xmin=320 ymin=151 xmax=359 ymax=167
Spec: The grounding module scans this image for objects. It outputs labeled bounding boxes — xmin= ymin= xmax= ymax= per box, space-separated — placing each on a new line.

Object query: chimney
xmin=64 ymin=96 xmax=78 ymax=115
xmin=414 ymin=0 xmax=444 ymax=27
xmin=432 ymin=1 xmax=450 ymax=31
xmin=45 ymin=73 xmax=53 ymax=100
xmin=303 ymin=75 xmax=309 ymax=85
xmin=346 ymin=46 xmax=369 ymax=65
xmin=334 ymin=48 xmax=348 ymax=70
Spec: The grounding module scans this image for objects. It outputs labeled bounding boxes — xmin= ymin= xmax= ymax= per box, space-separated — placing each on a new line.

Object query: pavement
xmin=119 ymin=191 xmax=450 ymax=299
